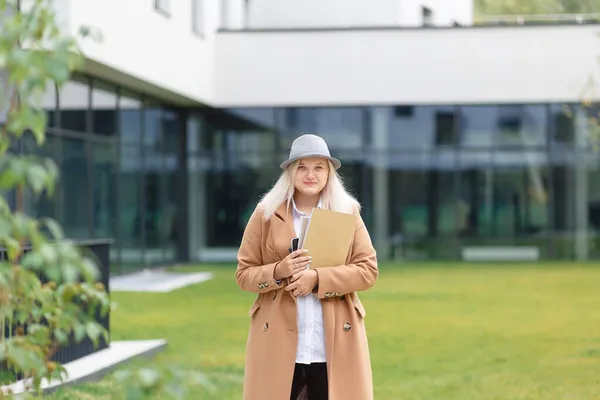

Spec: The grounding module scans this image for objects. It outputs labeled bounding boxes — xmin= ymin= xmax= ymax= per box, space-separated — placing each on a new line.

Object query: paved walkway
xmin=110 ymin=268 xmax=213 ymax=293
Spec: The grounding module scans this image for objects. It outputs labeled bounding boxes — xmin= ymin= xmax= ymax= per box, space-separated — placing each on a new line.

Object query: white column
xmin=221 ymin=0 xmax=247 ymax=29
xmin=370 ymin=107 xmax=390 ymax=261
xmin=574 ymin=106 xmax=589 ymax=261
xmin=186 ymin=116 xmax=206 ymax=261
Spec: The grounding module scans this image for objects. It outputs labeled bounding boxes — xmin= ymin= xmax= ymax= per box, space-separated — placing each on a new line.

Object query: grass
xmin=48 ymin=262 xmax=600 ymax=399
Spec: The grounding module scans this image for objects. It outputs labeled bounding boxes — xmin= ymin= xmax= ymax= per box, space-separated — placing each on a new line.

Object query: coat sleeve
xmin=315 ymin=211 xmax=378 ymax=299
xmin=235 ymin=205 xmax=284 ymax=293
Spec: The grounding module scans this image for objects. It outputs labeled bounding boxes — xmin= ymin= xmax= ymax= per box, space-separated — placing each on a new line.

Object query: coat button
xmin=263 ymin=322 xmax=269 ymax=331
xmin=343 ymin=322 xmax=351 ymax=332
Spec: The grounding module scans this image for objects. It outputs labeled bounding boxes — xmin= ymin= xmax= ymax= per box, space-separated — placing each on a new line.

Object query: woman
xmin=236 ymin=134 xmax=379 ymax=400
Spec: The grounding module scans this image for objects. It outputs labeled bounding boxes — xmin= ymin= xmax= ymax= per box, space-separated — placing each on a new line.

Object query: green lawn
xmin=49 ymin=263 xmax=600 ymax=399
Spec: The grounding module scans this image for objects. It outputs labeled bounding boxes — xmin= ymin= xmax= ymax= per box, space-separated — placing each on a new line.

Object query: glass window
xmin=59 ymin=136 xmax=91 ymax=238
xmin=118 ymin=100 xmax=144 ymax=270
xmin=119 ymin=93 xmax=142 ymax=144
xmin=162 ymin=110 xmax=181 ymax=263
xmin=59 ymin=79 xmax=90 ymax=132
xmin=192 ymin=0 xmax=204 ymax=35
xmin=155 ymin=0 xmax=169 ymax=15
xmin=460 ymin=105 xmax=546 ymax=148
xmin=91 ymin=81 xmax=117 ymax=136
xmin=143 ymin=104 xmax=163 ymax=150
xmin=388 ymin=151 xmax=458 ymax=259
xmin=278 ymin=107 xmax=364 ymax=150
xmin=456 ymin=149 xmax=494 ymax=238
xmin=206 ymin=154 xmax=279 ymax=247
xmin=118 ymin=143 xmax=144 ymax=269
xmin=387 ymin=106 xmax=457 ymax=149
xmin=492 ymin=150 xmax=549 ymax=238
xmin=91 ymin=138 xmax=118 ymax=239
xmin=142 ymin=105 xmax=166 ymax=264
xmin=588 ymin=154 xmax=600 ymax=259
xmin=23 ymin=132 xmax=58 ymax=219
xmin=42 ymin=81 xmax=57 ymax=128
xmin=204 ymin=108 xmax=279 ymax=247
xmin=549 ymin=104 xmax=575 ymax=146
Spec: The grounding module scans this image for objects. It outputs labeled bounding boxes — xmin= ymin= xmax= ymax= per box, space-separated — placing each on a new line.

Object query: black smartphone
xmin=289 ymin=237 xmax=300 ymax=253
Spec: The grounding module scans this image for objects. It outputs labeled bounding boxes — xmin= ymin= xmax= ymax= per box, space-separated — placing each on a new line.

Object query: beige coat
xmin=236 ymin=202 xmax=379 ymax=400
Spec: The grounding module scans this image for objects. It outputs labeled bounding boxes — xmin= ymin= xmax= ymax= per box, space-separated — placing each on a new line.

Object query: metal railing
xmin=1 ymin=239 xmax=111 ymax=382
xmin=476 ymin=13 xmax=600 ymax=26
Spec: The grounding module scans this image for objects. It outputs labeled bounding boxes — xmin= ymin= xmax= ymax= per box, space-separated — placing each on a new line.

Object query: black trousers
xmin=290 ymin=362 xmax=328 ymax=400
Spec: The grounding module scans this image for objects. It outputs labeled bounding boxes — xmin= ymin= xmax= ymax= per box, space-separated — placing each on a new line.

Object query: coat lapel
xmin=273 ymin=201 xmax=298 ymax=303
xmin=273 ymin=201 xmax=297 ymax=259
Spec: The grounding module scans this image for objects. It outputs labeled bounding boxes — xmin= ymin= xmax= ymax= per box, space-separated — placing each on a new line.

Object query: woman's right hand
xmin=274 ymin=249 xmax=312 ymax=280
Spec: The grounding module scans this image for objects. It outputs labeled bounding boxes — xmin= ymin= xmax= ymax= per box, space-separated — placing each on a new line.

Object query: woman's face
xmin=294 ymin=157 xmax=329 ymax=197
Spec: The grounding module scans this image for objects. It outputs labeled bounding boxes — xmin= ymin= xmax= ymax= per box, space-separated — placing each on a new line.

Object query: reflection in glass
xmin=23 ymin=133 xmax=57 ymax=219
xmin=588 ymin=155 xmax=600 ymax=258
xmin=92 ymin=81 xmax=117 ymax=136
xmin=91 ymin=139 xmax=117 ymax=239
xmin=60 ymin=79 xmax=89 ymax=132
xmin=143 ymin=105 xmax=165 ymax=264
xmin=162 ymin=110 xmax=180 ymax=262
xmin=278 ymin=107 xmax=364 ymax=150
xmin=42 ymin=81 xmax=57 ymax=128
xmin=387 ymin=106 xmax=457 ymax=149
xmin=492 ymin=151 xmax=549 ymax=238
xmin=206 ymin=154 xmax=279 ymax=247
xmin=457 ymin=150 xmax=494 ymax=238
xmin=460 ymin=105 xmax=546 ymax=148
xmin=118 ymin=100 xmax=144 ymax=268
xmin=60 ymin=136 xmax=90 ymax=238
xmin=120 ymin=94 xmax=143 ymax=144
xmin=388 ymin=152 xmax=458 ymax=258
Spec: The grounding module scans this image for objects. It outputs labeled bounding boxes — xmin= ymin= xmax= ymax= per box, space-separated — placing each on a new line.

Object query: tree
xmin=1 ymin=1 xmax=210 ymax=398
xmin=0 ymin=0 xmax=110 ymax=396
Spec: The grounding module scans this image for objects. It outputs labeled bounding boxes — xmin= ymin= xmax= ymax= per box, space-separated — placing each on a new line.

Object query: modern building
xmin=12 ymin=0 xmax=600 ymax=271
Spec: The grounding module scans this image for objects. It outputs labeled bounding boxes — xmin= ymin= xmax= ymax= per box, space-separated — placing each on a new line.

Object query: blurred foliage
xmin=0 ymin=0 xmax=111 ymax=396
xmin=475 ymin=0 xmax=600 ymax=15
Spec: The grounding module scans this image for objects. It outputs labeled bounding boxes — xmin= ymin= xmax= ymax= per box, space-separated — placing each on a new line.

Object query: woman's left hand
xmin=285 ymin=269 xmax=318 ymax=297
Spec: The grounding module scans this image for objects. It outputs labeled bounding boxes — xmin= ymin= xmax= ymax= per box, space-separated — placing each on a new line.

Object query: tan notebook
xmin=301 ymin=208 xmax=357 ymax=269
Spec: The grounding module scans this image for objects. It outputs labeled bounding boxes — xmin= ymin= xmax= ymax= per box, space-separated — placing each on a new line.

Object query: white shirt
xmin=292 ymin=199 xmax=326 ymax=365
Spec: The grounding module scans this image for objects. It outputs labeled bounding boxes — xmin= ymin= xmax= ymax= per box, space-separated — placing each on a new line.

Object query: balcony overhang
xmin=213 ymin=25 xmax=600 ymax=107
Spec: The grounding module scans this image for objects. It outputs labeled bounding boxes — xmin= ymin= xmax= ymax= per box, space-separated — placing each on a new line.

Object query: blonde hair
xmin=259 ymin=159 xmax=361 ymax=219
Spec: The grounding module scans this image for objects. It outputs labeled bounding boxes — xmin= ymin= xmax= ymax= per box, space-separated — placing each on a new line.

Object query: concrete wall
xmin=214 ymin=25 xmax=600 ymax=106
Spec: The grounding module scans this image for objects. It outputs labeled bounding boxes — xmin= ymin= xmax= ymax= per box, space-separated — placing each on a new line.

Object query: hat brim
xmin=280 ymin=154 xmax=342 ymax=170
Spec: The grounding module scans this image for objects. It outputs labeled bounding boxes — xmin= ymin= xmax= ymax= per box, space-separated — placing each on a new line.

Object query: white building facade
xmin=15 ymin=0 xmax=600 ymax=270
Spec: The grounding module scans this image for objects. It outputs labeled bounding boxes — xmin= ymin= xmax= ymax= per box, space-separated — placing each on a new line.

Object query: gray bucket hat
xmin=280 ymin=134 xmax=341 ymax=170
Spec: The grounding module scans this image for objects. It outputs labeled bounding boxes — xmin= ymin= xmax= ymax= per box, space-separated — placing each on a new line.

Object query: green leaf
xmin=61 ymin=262 xmax=79 ymax=283
xmin=3 ymin=237 xmax=20 ymax=260
xmin=0 ymin=215 xmax=12 ymax=237
xmin=42 ymin=218 xmax=63 ymax=240
xmin=26 ymin=162 xmax=48 ymax=194
xmin=0 ymin=168 xmax=21 ymax=190
xmin=0 ymin=195 xmax=10 ymax=214
xmin=73 ymin=324 xmax=85 ymax=343
xmin=85 ymin=321 xmax=103 ymax=347
xmin=30 ymin=110 xmax=47 ymax=145
xmin=80 ymin=257 xmax=99 ymax=282
xmin=53 ymin=328 xmax=68 ymax=344
xmin=39 ymin=243 xmax=58 ymax=264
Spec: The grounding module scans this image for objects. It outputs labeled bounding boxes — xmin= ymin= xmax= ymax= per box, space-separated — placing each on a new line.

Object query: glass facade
xmin=18 ymin=72 xmax=600 ymax=268
xmin=200 ymin=104 xmax=600 ymax=261
xmin=18 ymin=74 xmax=188 ymax=273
